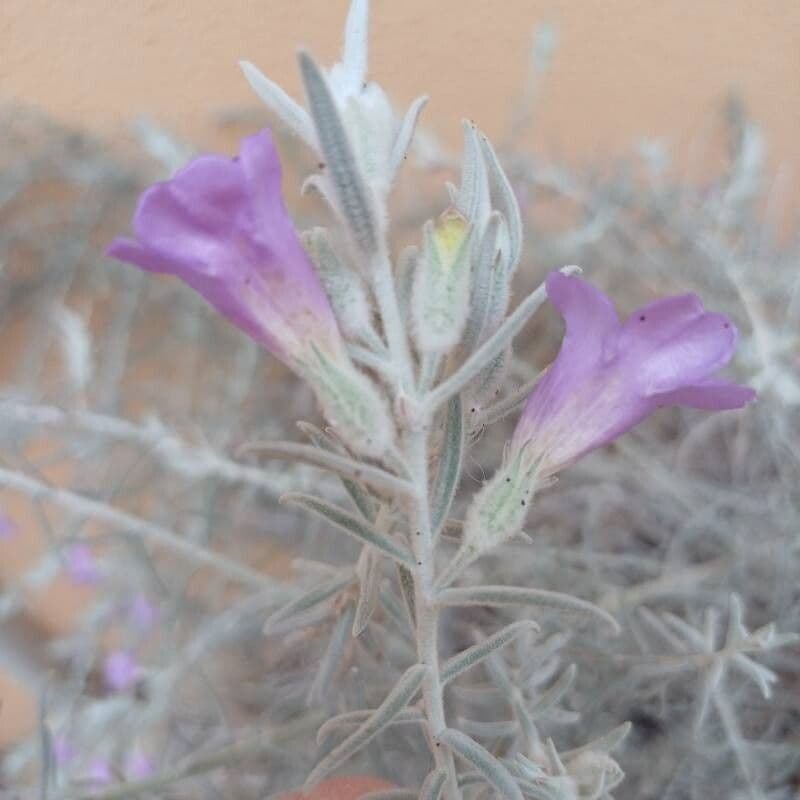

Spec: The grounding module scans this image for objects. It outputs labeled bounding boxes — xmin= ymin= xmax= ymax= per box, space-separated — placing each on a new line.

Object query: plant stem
xmin=406 ymin=425 xmax=461 ymax=800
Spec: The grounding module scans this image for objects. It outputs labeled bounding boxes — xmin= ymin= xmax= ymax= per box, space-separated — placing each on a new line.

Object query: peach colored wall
xmin=2 ymin=1 xmax=800 ymax=182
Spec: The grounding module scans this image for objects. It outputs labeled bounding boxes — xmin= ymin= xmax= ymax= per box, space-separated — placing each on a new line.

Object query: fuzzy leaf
xmin=431 ymin=396 xmax=464 ymax=537
xmin=462 ymin=211 xmax=502 ymax=351
xmin=308 ymin=605 xmax=355 ymax=706
xmin=441 ymin=620 xmax=540 ymax=685
xmin=419 ymin=769 xmax=448 ymax=800
xmin=239 ymin=60 xmax=315 ymax=147
xmin=480 ymin=134 xmax=523 ymax=272
xmin=396 ymin=564 xmax=417 ymax=628
xmin=353 ymin=547 xmax=382 ymax=636
xmin=305 ymin=664 xmax=428 ymax=787
xmin=263 ymin=576 xmax=352 ymax=634
xmin=390 ymin=95 xmax=429 ymax=177
xmin=282 ymin=493 xmax=415 ymax=567
xmin=456 ymin=122 xmax=491 ymax=227
xmin=297 ymin=422 xmax=377 ymax=521
xmin=299 ymin=52 xmax=379 ymax=255
xmin=316 ymin=707 xmax=425 ymax=745
xmin=242 ymin=440 xmax=412 ymax=499
xmin=562 ymin=722 xmax=632 ymax=759
xmin=437 ymin=585 xmax=620 ymax=634
xmin=438 ymin=728 xmax=524 ymax=800
xmin=529 ymin=664 xmax=577 ymax=715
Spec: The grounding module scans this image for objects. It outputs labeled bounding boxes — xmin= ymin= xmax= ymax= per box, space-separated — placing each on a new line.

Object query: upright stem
xmin=406 ymin=424 xmax=460 ymax=800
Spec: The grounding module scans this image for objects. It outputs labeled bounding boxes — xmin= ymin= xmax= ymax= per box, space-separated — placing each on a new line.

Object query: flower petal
xmin=638 ymin=312 xmax=739 ymax=395
xmin=619 ymin=293 xmax=704 ymax=349
xmin=545 ymin=271 xmax=619 ymax=347
xmin=653 ymin=377 xmax=756 ymax=410
xmin=130 ymin=181 xmax=234 ymax=276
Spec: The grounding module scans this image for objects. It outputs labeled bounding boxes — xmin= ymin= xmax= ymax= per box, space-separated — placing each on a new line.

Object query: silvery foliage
xmin=0 ymin=3 xmax=797 ymax=800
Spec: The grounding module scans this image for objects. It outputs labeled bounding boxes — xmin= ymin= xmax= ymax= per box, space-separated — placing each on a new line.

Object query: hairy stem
xmin=406 ymin=424 xmax=461 ymax=800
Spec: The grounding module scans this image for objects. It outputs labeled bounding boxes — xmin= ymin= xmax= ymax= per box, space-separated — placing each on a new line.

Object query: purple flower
xmin=127 ymin=594 xmax=158 ymax=633
xmin=513 ymin=271 xmax=756 ymax=475
xmin=86 ymin=758 xmax=112 ymax=786
xmin=65 ymin=544 xmax=101 ymax=585
xmin=125 ymin=750 xmax=154 ymax=780
xmin=52 ymin=735 xmax=75 ymax=766
xmin=107 ymin=129 xmax=393 ymax=456
xmin=460 ymin=271 xmax=756 ymax=562
xmin=103 ymin=650 xmax=139 ymax=692
xmin=107 ymin=129 xmax=343 ymax=371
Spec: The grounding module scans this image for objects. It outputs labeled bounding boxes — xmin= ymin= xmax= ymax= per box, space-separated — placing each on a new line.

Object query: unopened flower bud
xmin=461 ymin=449 xmax=538 ymax=559
xmin=412 ymin=209 xmax=473 ymax=354
xmin=303 ymin=347 xmax=394 ymax=457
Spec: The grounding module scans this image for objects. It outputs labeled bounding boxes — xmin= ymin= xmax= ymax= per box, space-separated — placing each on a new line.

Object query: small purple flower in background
xmin=107 ymin=129 xmax=344 ymax=374
xmin=512 ymin=271 xmax=756 ymax=477
xmin=52 ymin=735 xmax=75 ymax=767
xmin=0 ymin=513 xmax=18 ymax=540
xmin=125 ymin=750 xmax=154 ymax=780
xmin=107 ymin=128 xmax=393 ymax=456
xmin=103 ymin=650 xmax=139 ymax=692
xmin=86 ymin=758 xmax=113 ymax=786
xmin=65 ymin=544 xmax=101 ymax=585
xmin=127 ymin=593 xmax=158 ymax=633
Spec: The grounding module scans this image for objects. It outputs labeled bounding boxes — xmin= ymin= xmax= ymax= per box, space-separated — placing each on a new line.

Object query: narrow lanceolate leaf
xmin=463 ymin=211 xmax=502 ymax=351
xmin=353 ymin=547 xmax=382 ymax=636
xmin=529 ymin=664 xmax=577 ymax=715
xmin=562 ymin=722 xmax=632 ymax=759
xmin=419 ymin=769 xmax=448 ymax=800
xmin=316 ymin=707 xmax=425 ymax=745
xmin=389 ymin=95 xmax=429 ymax=178
xmin=437 ymin=728 xmax=524 ymax=800
xmin=241 ymin=439 xmax=412 ymax=499
xmin=458 ymin=718 xmax=518 ymax=738
xmin=282 ymin=493 xmax=415 ymax=567
xmin=263 ymin=576 xmax=352 ymax=634
xmin=308 ymin=605 xmax=355 ymax=706
xmin=299 ymin=52 xmax=379 ymax=255
xmin=437 ymin=586 xmax=620 ymax=634
xmin=239 ymin=61 xmax=315 ymax=148
xmin=397 ymin=564 xmax=416 ymax=627
xmin=298 ymin=422 xmax=377 ymax=521
xmin=431 ymin=396 xmax=464 ymax=537
xmin=305 ymin=664 xmax=428 ymax=788
xmin=456 ymin=121 xmax=491 ymax=226
xmin=441 ymin=621 xmax=540 ymax=685
xmin=477 ymin=372 xmax=543 ymax=429
xmin=341 ymin=0 xmax=369 ymax=86
xmin=480 ymin=134 xmax=523 ymax=272
xmin=426 ymin=265 xmax=581 ymax=411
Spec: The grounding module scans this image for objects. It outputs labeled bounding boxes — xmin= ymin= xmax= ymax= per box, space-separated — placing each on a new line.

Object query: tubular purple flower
xmin=512 ymin=271 xmax=756 ymax=476
xmin=107 ymin=129 xmax=392 ymax=455
xmin=107 ymin=129 xmax=342 ymax=369
xmin=459 ymin=270 xmax=755 ymax=565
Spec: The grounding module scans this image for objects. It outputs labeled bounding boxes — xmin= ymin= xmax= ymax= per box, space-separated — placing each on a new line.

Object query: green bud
xmin=462 ymin=449 xmax=538 ymax=556
xmin=412 ymin=209 xmax=473 ymax=354
xmin=303 ymin=346 xmax=394 ymax=457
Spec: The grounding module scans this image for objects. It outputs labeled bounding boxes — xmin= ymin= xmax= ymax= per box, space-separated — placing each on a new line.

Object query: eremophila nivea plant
xmin=101 ymin=2 xmax=779 ymax=798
